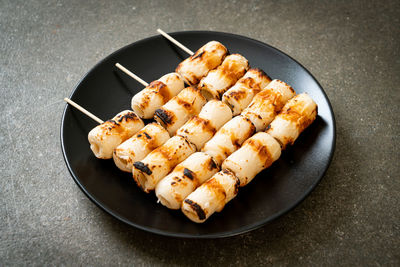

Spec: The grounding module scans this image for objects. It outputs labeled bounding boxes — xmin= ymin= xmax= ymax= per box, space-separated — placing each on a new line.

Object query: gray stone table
xmin=1 ymin=0 xmax=399 ymax=266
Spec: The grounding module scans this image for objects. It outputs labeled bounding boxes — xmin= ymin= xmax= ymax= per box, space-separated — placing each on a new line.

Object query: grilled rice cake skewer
xmin=156 ymin=79 xmax=295 ymax=209
xmin=182 ymin=94 xmax=317 ymax=223
xmin=88 ymin=110 xmax=144 ymax=159
xmin=133 ymin=100 xmax=232 ymax=193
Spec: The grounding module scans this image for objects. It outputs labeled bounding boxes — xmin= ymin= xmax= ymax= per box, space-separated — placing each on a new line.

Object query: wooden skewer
xmin=157 ymin=29 xmax=194 ymax=56
xmin=115 ymin=63 xmax=149 ymax=87
xmin=64 ymin=98 xmax=104 ymax=124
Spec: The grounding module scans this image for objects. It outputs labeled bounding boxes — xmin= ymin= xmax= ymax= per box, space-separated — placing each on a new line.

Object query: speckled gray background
xmin=1 ymin=0 xmax=399 ymax=266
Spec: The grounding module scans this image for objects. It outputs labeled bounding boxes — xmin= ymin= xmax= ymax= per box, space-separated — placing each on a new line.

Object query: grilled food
xmin=176 ymin=41 xmax=228 ymax=85
xmin=222 ymin=132 xmax=282 ymax=186
xmin=266 ymin=93 xmax=318 ymax=149
xmin=222 ymin=68 xmax=271 ymax=115
xmin=199 ymin=54 xmax=249 ymax=100
xmin=154 ymin=87 xmax=206 ymax=136
xmin=132 ymin=135 xmax=196 ymax=192
xmin=113 ymin=123 xmax=170 ymax=172
xmin=181 ymin=169 xmax=239 ymax=223
xmin=155 ymin=152 xmax=219 ymax=209
xmin=202 ymin=115 xmax=256 ymax=166
xmin=131 ymin=73 xmax=184 ymax=119
xmin=88 ymin=110 xmax=144 ymax=159
xmin=241 ymin=79 xmax=295 ymax=131
xmin=176 ymin=100 xmax=233 ymax=150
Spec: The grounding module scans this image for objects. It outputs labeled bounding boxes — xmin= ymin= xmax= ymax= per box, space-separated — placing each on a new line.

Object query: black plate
xmin=61 ymin=31 xmax=336 ymax=238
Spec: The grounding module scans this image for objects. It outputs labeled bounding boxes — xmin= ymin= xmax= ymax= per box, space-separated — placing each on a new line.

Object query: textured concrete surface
xmin=1 ymin=0 xmax=399 ymax=266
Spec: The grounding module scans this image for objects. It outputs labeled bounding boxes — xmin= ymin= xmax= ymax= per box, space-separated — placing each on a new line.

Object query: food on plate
xmin=222 ymin=132 xmax=282 ymax=186
xmin=176 ymin=99 xmax=233 ymax=150
xmin=155 ymin=152 xmax=219 ymax=209
xmin=161 ymin=82 xmax=294 ymax=210
xmin=88 ymin=110 xmax=144 ymax=159
xmin=132 ymin=135 xmax=196 ymax=192
xmin=202 ymin=115 xmax=256 ymax=166
xmin=199 ymin=54 xmax=249 ymax=100
xmin=113 ymin=123 xmax=170 ymax=172
xmin=266 ymin=93 xmax=318 ymax=149
xmin=181 ymin=169 xmax=239 ymax=223
xmin=82 ymin=38 xmax=319 ymax=225
xmin=176 ymin=41 xmax=228 ymax=85
xmin=154 ymin=86 xmax=206 ymax=136
xmin=131 ymin=72 xmax=184 ymax=119
xmin=182 ymin=93 xmax=318 ymax=223
xmin=241 ymin=79 xmax=295 ymax=131
xmin=222 ymin=68 xmax=272 ymax=115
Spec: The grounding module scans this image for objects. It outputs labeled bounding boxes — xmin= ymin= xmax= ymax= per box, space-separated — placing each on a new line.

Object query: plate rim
xmin=60 ymin=30 xmax=336 ymax=239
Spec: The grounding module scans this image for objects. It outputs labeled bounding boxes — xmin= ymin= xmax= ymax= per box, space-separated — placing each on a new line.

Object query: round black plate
xmin=61 ymin=31 xmax=335 ymax=238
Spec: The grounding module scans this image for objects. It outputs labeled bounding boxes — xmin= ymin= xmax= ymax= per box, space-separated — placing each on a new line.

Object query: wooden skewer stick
xmin=157 ymin=29 xmax=194 ymax=56
xmin=115 ymin=63 xmax=149 ymax=87
xmin=64 ymin=98 xmax=104 ymax=124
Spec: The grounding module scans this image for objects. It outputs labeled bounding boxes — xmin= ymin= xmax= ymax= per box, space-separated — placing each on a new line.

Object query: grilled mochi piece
xmin=266 ymin=93 xmax=318 ymax=149
xmin=176 ymin=100 xmax=232 ymax=150
xmin=181 ymin=169 xmax=239 ymax=223
xmin=222 ymin=132 xmax=281 ymax=186
xmin=202 ymin=115 xmax=256 ymax=166
xmin=222 ymin=68 xmax=272 ymax=115
xmin=241 ymin=79 xmax=296 ymax=131
xmin=199 ymin=54 xmax=249 ymax=100
xmin=113 ymin=123 xmax=170 ymax=172
xmin=132 ymin=135 xmax=196 ymax=193
xmin=154 ymin=86 xmax=206 ymax=136
xmin=131 ymin=72 xmax=184 ymax=119
xmin=155 ymin=152 xmax=219 ymax=209
xmin=88 ymin=110 xmax=144 ymax=159
xmin=176 ymin=41 xmax=228 ymax=86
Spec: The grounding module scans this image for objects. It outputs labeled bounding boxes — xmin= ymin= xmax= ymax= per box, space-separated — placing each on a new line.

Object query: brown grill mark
xmin=117 ymin=112 xmax=139 ymax=123
xmin=208 ymin=157 xmax=218 ymax=171
xmin=184 ymin=199 xmax=206 ymax=220
xmin=143 ymin=132 xmax=151 ymax=139
xmin=183 ymin=168 xmax=195 ymax=180
xmin=226 ymin=89 xmax=247 ymax=101
xmin=204 ymin=177 xmax=227 ymax=201
xmin=155 ymin=108 xmax=174 ymax=125
xmin=246 ymin=138 xmax=274 ymax=168
xmin=133 ymin=161 xmax=152 ymax=175
xmin=148 ymin=80 xmax=171 ymax=103
xmin=192 ymin=51 xmax=205 ymax=60
xmin=155 ymin=137 xmax=192 ymax=164
xmin=204 ymin=43 xmax=228 ymax=70
xmin=176 ymin=97 xmax=194 ymax=112
xmin=239 ymin=77 xmax=259 ymax=90
xmin=279 ymin=101 xmax=317 ymax=133
xmin=153 ymin=145 xmax=175 ymax=162
xmin=191 ymin=116 xmax=216 ymax=135
xmin=222 ymin=169 xmax=231 ymax=175
xmin=234 ymin=175 xmax=240 ymax=194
